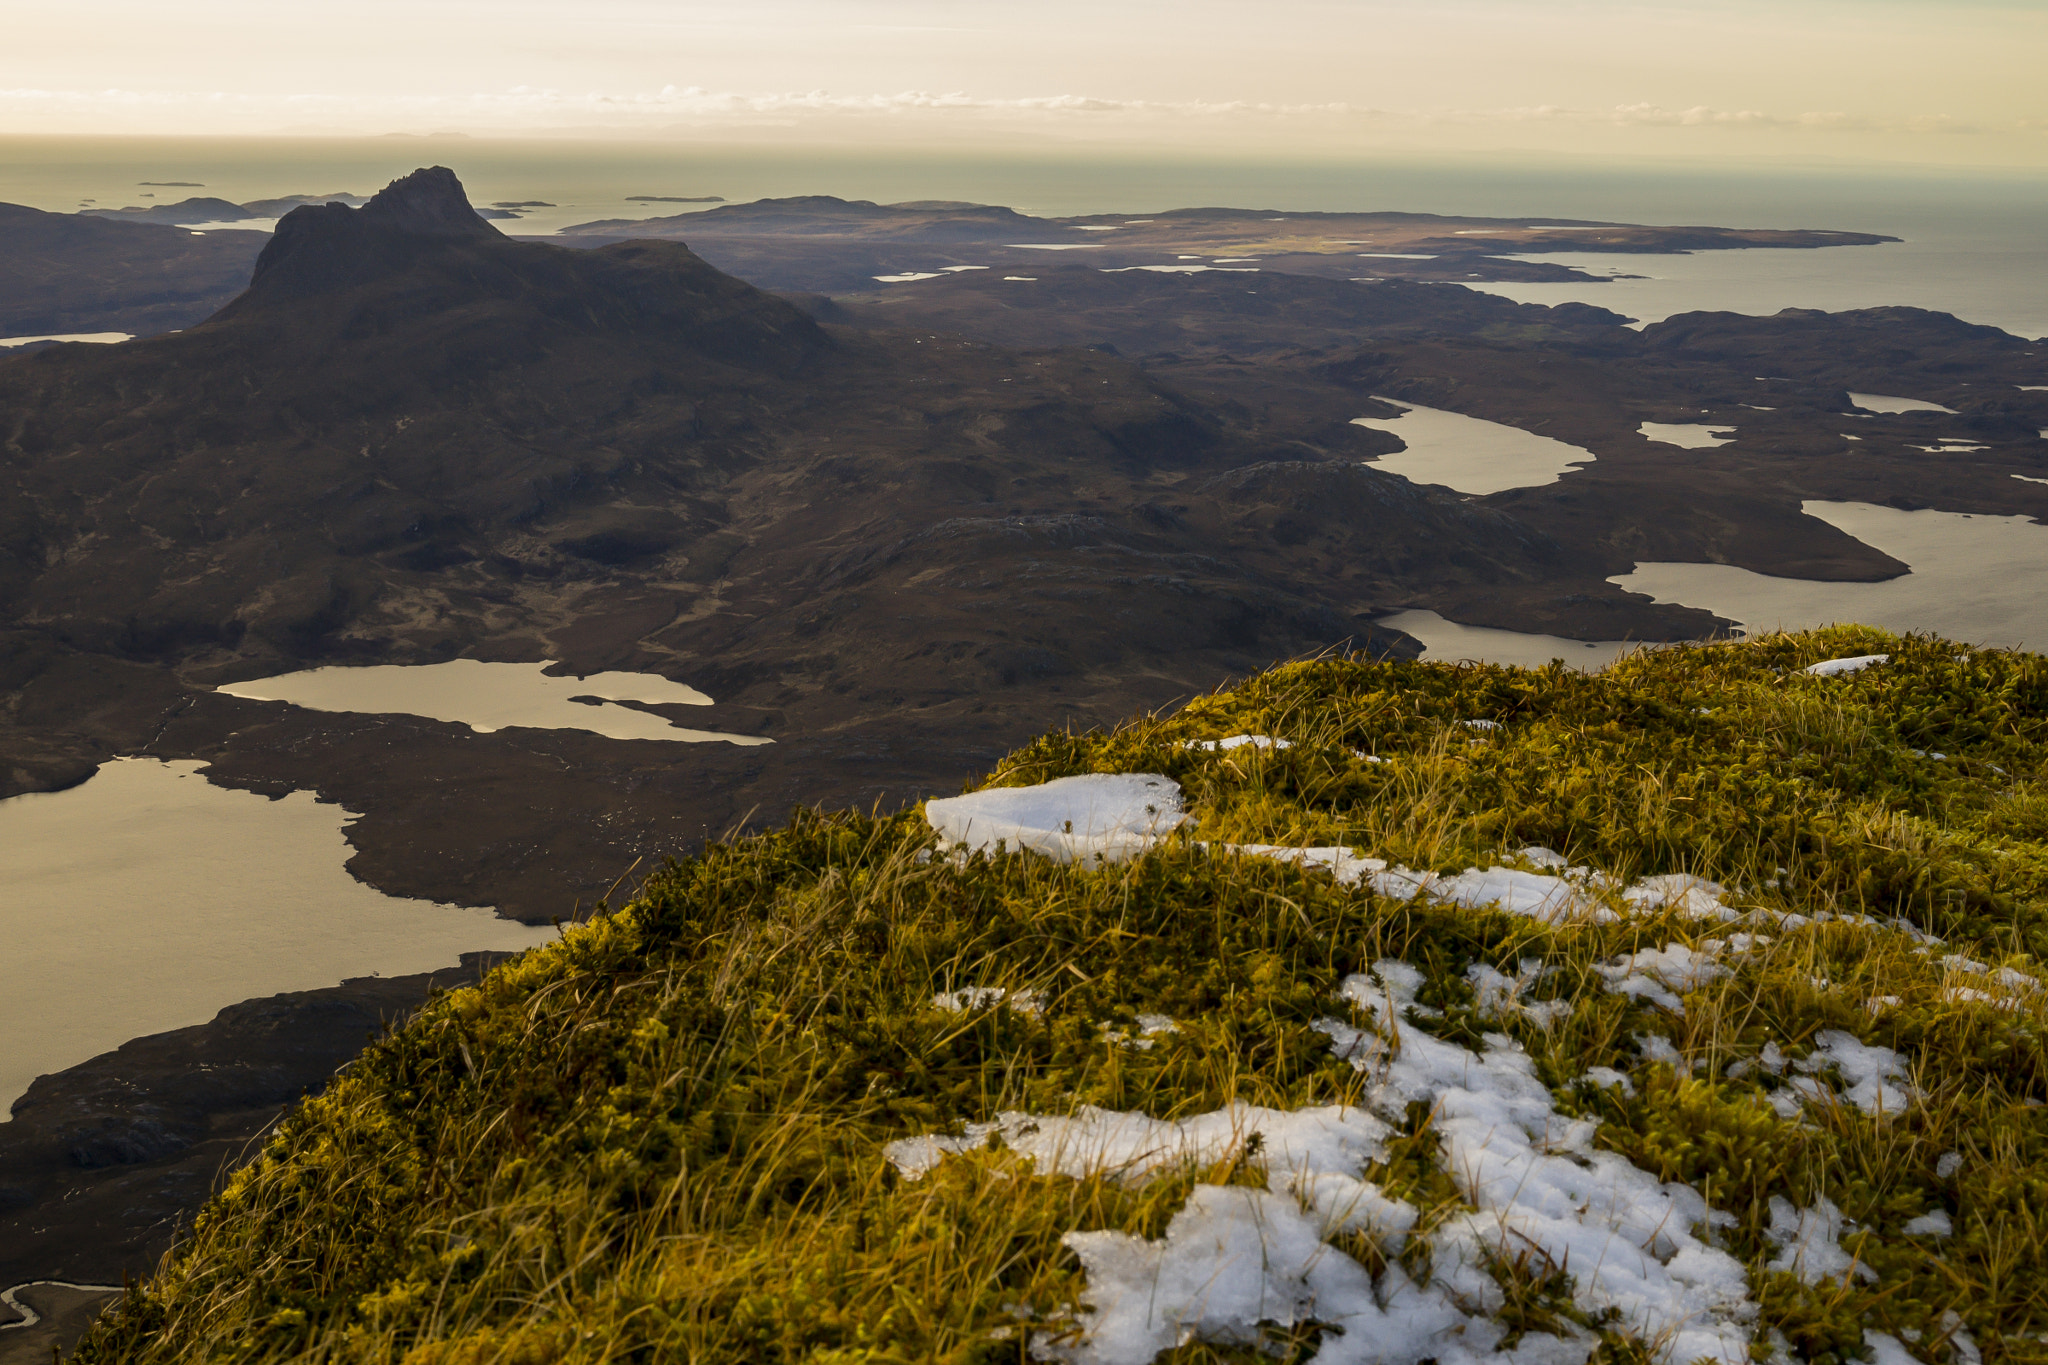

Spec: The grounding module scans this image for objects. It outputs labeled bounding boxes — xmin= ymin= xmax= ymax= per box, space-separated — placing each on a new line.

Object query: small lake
xmin=0 ymin=333 xmax=131 ymax=348
xmin=1375 ymin=609 xmax=1644 ymax=670
xmin=0 ymin=758 xmax=554 ymax=1118
xmin=1639 ymin=422 xmax=1734 ymax=449
xmin=1848 ymin=392 xmax=1956 ymax=415
xmin=1351 ymin=398 xmax=1595 ymax=495
xmin=217 ymin=659 xmax=771 ymax=745
xmin=1611 ymin=501 xmax=2048 ymax=649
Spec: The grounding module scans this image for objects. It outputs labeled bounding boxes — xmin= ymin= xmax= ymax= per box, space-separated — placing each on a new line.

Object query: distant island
xmin=625 ymin=194 xmax=724 ymax=202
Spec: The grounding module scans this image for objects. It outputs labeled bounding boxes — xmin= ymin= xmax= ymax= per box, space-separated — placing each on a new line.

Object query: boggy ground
xmin=64 ymin=627 xmax=2048 ymax=1365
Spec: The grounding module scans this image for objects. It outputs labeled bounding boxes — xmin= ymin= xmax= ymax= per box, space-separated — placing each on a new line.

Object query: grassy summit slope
xmin=77 ymin=628 xmax=2048 ymax=1364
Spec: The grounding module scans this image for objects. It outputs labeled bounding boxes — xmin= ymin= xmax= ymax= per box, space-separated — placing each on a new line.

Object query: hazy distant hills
xmin=80 ymin=190 xmax=369 ymax=225
xmin=551 ymin=194 xmax=1897 ymax=295
xmin=0 ymin=202 xmax=268 ymax=338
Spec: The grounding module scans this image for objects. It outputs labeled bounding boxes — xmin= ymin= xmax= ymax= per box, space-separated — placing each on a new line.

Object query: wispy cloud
xmin=0 ymin=84 xmax=2029 ymax=145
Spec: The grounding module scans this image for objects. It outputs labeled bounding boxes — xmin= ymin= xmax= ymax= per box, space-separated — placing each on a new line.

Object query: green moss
xmin=74 ymin=629 xmax=2048 ymax=1363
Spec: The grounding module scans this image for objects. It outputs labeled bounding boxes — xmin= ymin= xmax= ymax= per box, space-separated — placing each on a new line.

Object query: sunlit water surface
xmin=1612 ymin=502 xmax=2048 ymax=649
xmin=1351 ymin=398 xmax=1595 ymax=495
xmin=217 ymin=659 xmax=770 ymax=745
xmin=0 ymin=759 xmax=553 ymax=1118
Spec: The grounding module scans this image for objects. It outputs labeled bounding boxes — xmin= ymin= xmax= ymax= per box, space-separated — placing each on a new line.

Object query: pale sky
xmin=5 ymin=0 xmax=2044 ymax=166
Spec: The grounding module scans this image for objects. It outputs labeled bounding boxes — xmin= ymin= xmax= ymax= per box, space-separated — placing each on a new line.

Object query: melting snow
xmin=894 ymin=958 xmax=1760 ymax=1364
xmin=1902 ymin=1210 xmax=1952 ymax=1237
xmin=1864 ymin=1333 xmax=1929 ymax=1365
xmin=1595 ymin=942 xmax=1733 ymax=1015
xmin=1466 ymin=961 xmax=1571 ymax=1028
xmin=933 ymin=986 xmax=1045 ymax=1017
xmin=1624 ymin=874 xmax=1736 ymax=921
xmin=1804 ymin=654 xmax=1889 ymax=676
xmin=1320 ymin=963 xmax=1755 ymax=1365
xmin=1765 ymin=1196 xmax=1876 ymax=1285
xmin=923 ymin=777 xmax=1750 ymax=931
xmin=925 ymin=774 xmax=1188 ymax=863
xmin=1188 ymin=734 xmax=1293 ymax=751
xmin=1786 ymin=1031 xmax=1916 ymax=1115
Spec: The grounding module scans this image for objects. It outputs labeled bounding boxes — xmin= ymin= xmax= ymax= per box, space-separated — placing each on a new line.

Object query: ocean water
xmin=3 ymin=136 xmax=2044 ymax=338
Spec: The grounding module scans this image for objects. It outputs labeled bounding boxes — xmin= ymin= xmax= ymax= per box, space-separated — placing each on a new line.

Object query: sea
xmin=2 ymin=134 xmax=2045 ymax=338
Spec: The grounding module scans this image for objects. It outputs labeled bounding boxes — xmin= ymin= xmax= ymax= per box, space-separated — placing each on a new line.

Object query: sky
xmin=4 ymin=0 xmax=2044 ymax=168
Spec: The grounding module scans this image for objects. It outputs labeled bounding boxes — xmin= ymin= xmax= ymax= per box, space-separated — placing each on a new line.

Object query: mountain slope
xmin=70 ymin=627 xmax=2047 ymax=1364
xmin=0 ymin=202 xmax=268 ymax=338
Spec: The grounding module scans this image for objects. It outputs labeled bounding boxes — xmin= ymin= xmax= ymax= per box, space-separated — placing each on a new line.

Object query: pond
xmin=1351 ymin=399 xmax=1595 ymax=495
xmin=217 ymin=659 xmax=771 ymax=745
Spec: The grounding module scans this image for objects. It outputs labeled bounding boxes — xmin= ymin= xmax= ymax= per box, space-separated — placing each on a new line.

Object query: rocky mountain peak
xmin=356 ymin=166 xmax=499 ymax=240
xmin=236 ymin=166 xmax=503 ymax=302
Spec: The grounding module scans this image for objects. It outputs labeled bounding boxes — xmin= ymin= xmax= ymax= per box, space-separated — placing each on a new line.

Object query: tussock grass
xmin=75 ymin=628 xmax=2048 ymax=1363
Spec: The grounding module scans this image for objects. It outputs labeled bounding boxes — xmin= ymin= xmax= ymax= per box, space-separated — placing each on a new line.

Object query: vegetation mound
xmin=78 ymin=628 xmax=2048 ymax=1364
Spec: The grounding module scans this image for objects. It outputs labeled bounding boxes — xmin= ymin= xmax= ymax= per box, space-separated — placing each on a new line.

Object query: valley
xmin=1 ymin=166 xmax=2044 ymax=1331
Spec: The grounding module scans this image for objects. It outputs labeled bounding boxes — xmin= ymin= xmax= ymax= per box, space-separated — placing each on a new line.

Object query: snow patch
xmin=898 ymin=957 xmax=1758 ymax=1364
xmin=1902 ymin=1210 xmax=1951 ymax=1237
xmin=1804 ymin=654 xmax=1889 ymax=676
xmin=1864 ymin=1332 xmax=1929 ymax=1365
xmin=925 ymin=774 xmax=1188 ymax=863
xmin=1319 ymin=963 xmax=1755 ymax=1365
xmin=1188 ymin=734 xmax=1292 ymax=751
xmin=1467 ymin=961 xmax=1572 ymax=1028
xmin=1787 ymin=1031 xmax=1916 ymax=1115
xmin=1765 ymin=1196 xmax=1876 ymax=1285
xmin=1595 ymin=942 xmax=1733 ymax=1015
xmin=933 ymin=986 xmax=1045 ymax=1017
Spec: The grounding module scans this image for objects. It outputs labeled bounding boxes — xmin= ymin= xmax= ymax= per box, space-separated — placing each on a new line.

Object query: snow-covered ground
xmin=903 ymin=768 xmax=1982 ymax=1365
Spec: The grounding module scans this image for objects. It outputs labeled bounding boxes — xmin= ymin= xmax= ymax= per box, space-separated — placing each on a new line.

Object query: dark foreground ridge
xmin=66 ymin=629 xmax=2048 ymax=1363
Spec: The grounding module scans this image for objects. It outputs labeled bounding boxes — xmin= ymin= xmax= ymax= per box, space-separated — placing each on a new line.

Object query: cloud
xmin=0 ymin=84 xmax=2031 ymax=146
